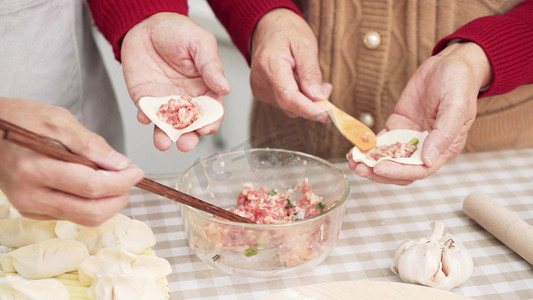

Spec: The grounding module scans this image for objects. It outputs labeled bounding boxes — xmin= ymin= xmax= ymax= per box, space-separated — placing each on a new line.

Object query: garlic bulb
xmin=391 ymin=221 xmax=473 ymax=290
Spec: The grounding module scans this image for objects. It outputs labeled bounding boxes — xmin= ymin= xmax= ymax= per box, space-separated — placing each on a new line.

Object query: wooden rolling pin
xmin=463 ymin=191 xmax=533 ymax=266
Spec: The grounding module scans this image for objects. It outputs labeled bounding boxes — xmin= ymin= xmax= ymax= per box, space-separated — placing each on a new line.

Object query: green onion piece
xmin=409 ymin=138 xmax=419 ymax=145
xmin=316 ymin=202 xmax=325 ymax=212
xmin=285 ymin=199 xmax=293 ymax=209
xmin=245 ymin=247 xmax=259 ymax=257
xmin=269 ymin=189 xmax=277 ymax=196
xmin=212 ymin=254 xmax=221 ymax=261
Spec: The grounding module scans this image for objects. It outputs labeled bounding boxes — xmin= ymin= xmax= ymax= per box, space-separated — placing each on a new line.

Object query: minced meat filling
xmin=156 ymin=95 xmax=202 ymax=129
xmin=232 ymin=180 xmax=330 ymax=224
xmin=364 ymin=139 xmax=418 ymax=161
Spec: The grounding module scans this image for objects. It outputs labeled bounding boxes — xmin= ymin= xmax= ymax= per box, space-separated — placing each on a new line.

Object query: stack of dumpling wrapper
xmin=0 ymin=189 xmax=171 ymax=300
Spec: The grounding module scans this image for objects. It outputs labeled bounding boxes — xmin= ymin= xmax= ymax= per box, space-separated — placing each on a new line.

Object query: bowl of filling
xmin=176 ymin=148 xmax=349 ymax=277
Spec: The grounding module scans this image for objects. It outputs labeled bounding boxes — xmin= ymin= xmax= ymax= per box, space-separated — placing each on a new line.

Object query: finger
xmin=292 ymin=44 xmax=327 ymax=101
xmin=421 ymin=100 xmax=473 ymax=168
xmin=16 ymin=188 xmax=129 ymax=226
xmin=137 ymin=109 xmax=152 ymax=125
xmin=176 ymin=132 xmax=200 ymax=152
xmin=347 ymin=159 xmax=358 ymax=171
xmin=321 ymin=82 xmax=333 ymax=99
xmin=39 ymin=114 xmax=131 ymax=171
xmin=153 ymin=126 xmax=173 ymax=151
xmin=16 ymin=212 xmax=56 ymax=221
xmin=25 ymin=157 xmax=144 ymax=198
xmin=274 ymin=83 xmax=329 ymax=122
xmin=353 ymin=163 xmax=415 ymax=185
xmin=200 ymin=62 xmax=231 ymax=96
xmin=372 ymin=160 xmax=434 ymax=182
xmin=196 ymin=119 xmax=221 ymax=136
xmin=254 ymin=51 xmax=328 ymax=121
xmin=194 ymin=36 xmax=231 ymax=96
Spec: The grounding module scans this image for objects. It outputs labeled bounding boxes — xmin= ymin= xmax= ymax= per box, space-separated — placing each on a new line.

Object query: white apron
xmin=0 ymin=0 xmax=124 ymax=152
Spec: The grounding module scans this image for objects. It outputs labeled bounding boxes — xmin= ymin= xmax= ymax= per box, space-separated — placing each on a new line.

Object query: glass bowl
xmin=177 ymin=148 xmax=349 ymax=277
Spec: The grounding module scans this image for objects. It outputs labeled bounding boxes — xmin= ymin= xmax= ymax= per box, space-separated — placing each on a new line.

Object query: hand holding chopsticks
xmin=0 ymin=119 xmax=254 ymax=224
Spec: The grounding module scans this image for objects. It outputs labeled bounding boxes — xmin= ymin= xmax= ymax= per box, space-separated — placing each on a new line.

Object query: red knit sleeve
xmin=432 ymin=0 xmax=533 ymax=98
xmin=87 ymin=0 xmax=188 ymax=61
xmin=207 ymin=0 xmax=302 ymax=65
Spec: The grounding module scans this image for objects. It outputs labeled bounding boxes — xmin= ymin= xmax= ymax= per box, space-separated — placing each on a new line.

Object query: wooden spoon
xmin=317 ymin=100 xmax=376 ymax=151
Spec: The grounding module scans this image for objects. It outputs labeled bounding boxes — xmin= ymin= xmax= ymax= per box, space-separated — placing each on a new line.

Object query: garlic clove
xmin=395 ymin=241 xmax=443 ymax=287
xmin=432 ymin=234 xmax=474 ymax=290
xmin=391 ymin=222 xmax=473 ymax=291
xmin=139 ymin=95 xmax=224 ymax=142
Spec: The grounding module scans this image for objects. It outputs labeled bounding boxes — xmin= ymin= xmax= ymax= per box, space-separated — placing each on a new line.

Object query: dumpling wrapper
xmin=0 ymin=275 xmax=69 ymax=300
xmin=0 ymin=190 xmax=58 ymax=249
xmin=78 ymin=247 xmax=172 ymax=286
xmin=0 ymin=189 xmax=18 ymax=220
xmin=0 ymin=189 xmax=7 ymax=204
xmin=86 ymin=274 xmax=167 ymax=300
xmin=350 ymin=129 xmax=429 ymax=167
xmin=55 ymin=213 xmax=156 ymax=255
xmin=139 ymin=95 xmax=224 ymax=142
xmin=0 ymin=217 xmax=57 ymax=248
xmin=0 ymin=245 xmax=12 ymax=259
xmin=0 ymin=238 xmax=89 ymax=279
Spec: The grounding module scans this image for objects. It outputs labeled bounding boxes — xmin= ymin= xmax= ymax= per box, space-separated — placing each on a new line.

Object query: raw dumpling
xmin=0 ymin=238 xmax=89 ymax=279
xmin=0 ymin=204 xmax=15 ymax=220
xmin=350 ymin=129 xmax=429 ymax=167
xmin=0 ymin=204 xmax=9 ymax=220
xmin=86 ymin=274 xmax=167 ymax=300
xmin=139 ymin=95 xmax=224 ymax=142
xmin=0 ymin=190 xmax=17 ymax=220
xmin=0 ymin=245 xmax=12 ymax=259
xmin=78 ymin=247 xmax=171 ymax=286
xmin=0 ymin=275 xmax=69 ymax=300
xmin=55 ymin=213 xmax=156 ymax=255
xmin=0 ymin=190 xmax=57 ymax=248
xmin=0 ymin=217 xmax=57 ymax=248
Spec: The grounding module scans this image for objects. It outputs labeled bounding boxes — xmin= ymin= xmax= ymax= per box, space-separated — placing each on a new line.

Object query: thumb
xmin=422 ymin=101 xmax=472 ymax=168
xmin=293 ymin=45 xmax=327 ymax=101
xmin=194 ymin=41 xmax=231 ymax=96
xmin=58 ymin=120 xmax=132 ymax=171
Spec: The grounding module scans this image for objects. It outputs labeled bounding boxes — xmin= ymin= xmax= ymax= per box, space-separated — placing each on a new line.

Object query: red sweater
xmin=432 ymin=0 xmax=533 ymax=98
xmin=88 ymin=0 xmax=533 ymax=99
xmin=87 ymin=0 xmax=188 ymax=61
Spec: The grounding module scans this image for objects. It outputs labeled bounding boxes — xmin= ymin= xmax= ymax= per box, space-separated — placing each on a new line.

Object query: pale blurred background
xmin=93 ymin=1 xmax=253 ymax=175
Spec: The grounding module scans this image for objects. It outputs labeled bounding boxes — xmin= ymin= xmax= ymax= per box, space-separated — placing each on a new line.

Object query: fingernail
xmin=319 ymin=113 xmax=331 ymax=123
xmin=427 ymin=148 xmax=439 ymax=167
xmin=310 ymin=85 xmax=325 ymax=99
xmin=372 ymin=163 xmax=383 ymax=175
xmin=107 ymin=150 xmax=130 ymax=169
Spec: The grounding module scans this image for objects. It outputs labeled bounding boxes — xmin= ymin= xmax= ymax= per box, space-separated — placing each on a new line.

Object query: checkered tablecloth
xmin=122 ymin=148 xmax=533 ymax=300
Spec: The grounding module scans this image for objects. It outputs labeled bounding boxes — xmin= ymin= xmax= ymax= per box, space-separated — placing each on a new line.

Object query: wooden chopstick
xmin=0 ymin=119 xmax=254 ymax=224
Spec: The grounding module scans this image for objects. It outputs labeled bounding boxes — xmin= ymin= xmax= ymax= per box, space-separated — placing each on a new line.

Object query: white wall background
xmin=93 ymin=1 xmax=253 ymax=176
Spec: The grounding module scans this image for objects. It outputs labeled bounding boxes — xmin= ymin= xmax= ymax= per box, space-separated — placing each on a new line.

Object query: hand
xmin=121 ymin=12 xmax=231 ymax=152
xmin=0 ymin=98 xmax=144 ymax=225
xmin=250 ymin=8 xmax=331 ymax=122
xmin=348 ymin=42 xmax=493 ymax=185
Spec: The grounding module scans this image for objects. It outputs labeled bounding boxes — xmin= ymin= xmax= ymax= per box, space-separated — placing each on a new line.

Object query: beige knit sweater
xmin=250 ymin=0 xmax=533 ymax=159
